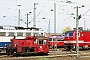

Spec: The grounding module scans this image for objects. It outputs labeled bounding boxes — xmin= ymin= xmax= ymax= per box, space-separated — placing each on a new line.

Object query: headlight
xmin=40 ymin=46 xmax=42 ymax=48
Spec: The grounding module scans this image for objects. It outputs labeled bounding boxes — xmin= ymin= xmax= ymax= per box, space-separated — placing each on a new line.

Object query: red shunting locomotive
xmin=6 ymin=36 xmax=49 ymax=56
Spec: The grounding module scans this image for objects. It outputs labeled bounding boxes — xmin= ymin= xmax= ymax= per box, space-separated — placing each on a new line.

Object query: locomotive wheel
xmin=6 ymin=48 xmax=10 ymax=55
xmin=6 ymin=48 xmax=16 ymax=56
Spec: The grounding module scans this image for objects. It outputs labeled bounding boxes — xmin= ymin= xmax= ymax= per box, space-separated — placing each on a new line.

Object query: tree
xmin=62 ymin=26 xmax=72 ymax=33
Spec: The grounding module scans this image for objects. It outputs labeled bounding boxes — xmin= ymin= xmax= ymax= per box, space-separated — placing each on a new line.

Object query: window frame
xmin=8 ymin=32 xmax=15 ymax=36
xmin=0 ymin=32 xmax=6 ymax=36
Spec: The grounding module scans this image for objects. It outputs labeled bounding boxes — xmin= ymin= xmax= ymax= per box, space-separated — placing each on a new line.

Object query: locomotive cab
xmin=64 ymin=31 xmax=80 ymax=51
xmin=64 ymin=31 xmax=74 ymax=50
xmin=35 ymin=36 xmax=49 ymax=54
xmin=64 ymin=30 xmax=85 ymax=51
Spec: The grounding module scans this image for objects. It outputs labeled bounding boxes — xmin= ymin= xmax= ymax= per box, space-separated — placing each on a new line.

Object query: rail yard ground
xmin=1 ymin=48 xmax=90 ymax=60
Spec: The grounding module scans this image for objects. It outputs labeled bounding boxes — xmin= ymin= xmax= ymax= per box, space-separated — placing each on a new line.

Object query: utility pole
xmin=76 ymin=6 xmax=79 ymax=58
xmin=26 ymin=13 xmax=30 ymax=28
xmin=25 ymin=12 xmax=31 ymax=28
xmin=54 ymin=0 xmax=57 ymax=50
xmin=48 ymin=19 xmax=50 ymax=36
xmin=33 ymin=3 xmax=38 ymax=28
xmin=17 ymin=5 xmax=21 ymax=27
xmin=76 ymin=5 xmax=84 ymax=58
xmin=84 ymin=18 xmax=86 ymax=30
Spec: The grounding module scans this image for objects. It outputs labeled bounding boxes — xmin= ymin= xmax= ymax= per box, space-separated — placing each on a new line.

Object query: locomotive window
xmin=34 ymin=39 xmax=38 ymax=44
xmin=41 ymin=33 xmax=43 ymax=36
xmin=8 ymin=32 xmax=14 ymax=36
xmin=48 ymin=38 xmax=52 ymax=41
xmin=69 ymin=33 xmax=73 ymax=36
xmin=57 ymin=38 xmax=64 ymax=41
xmin=43 ymin=40 xmax=46 ymax=45
xmin=48 ymin=38 xmax=55 ymax=41
xmin=65 ymin=33 xmax=69 ymax=36
xmin=57 ymin=38 xmax=61 ymax=41
xmin=39 ymin=40 xmax=43 ymax=44
xmin=26 ymin=33 xmax=31 ymax=36
xmin=38 ymin=33 xmax=43 ymax=36
xmin=61 ymin=38 xmax=64 ymax=41
xmin=33 ymin=33 xmax=38 ymax=36
xmin=0 ymin=32 xmax=6 ymax=36
xmin=53 ymin=38 xmax=55 ymax=41
xmin=65 ymin=32 xmax=73 ymax=36
xmin=17 ymin=32 xmax=23 ymax=36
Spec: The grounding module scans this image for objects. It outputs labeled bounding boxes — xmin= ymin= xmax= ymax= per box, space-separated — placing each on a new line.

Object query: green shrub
xmin=38 ymin=58 xmax=49 ymax=60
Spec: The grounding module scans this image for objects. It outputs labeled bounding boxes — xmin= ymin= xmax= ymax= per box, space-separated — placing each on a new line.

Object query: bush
xmin=38 ymin=58 xmax=49 ymax=60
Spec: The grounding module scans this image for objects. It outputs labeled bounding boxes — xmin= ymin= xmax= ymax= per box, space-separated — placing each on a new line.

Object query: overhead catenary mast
xmin=84 ymin=18 xmax=86 ymax=30
xmin=17 ymin=5 xmax=21 ymax=27
xmin=54 ymin=0 xmax=57 ymax=50
xmin=33 ymin=3 xmax=38 ymax=28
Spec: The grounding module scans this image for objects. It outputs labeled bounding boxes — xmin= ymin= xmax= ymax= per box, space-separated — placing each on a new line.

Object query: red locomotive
xmin=48 ymin=35 xmax=64 ymax=48
xmin=6 ymin=36 xmax=49 ymax=56
xmin=64 ymin=27 xmax=90 ymax=51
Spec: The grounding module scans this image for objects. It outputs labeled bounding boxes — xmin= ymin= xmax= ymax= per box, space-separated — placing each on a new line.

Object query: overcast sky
xmin=0 ymin=0 xmax=90 ymax=33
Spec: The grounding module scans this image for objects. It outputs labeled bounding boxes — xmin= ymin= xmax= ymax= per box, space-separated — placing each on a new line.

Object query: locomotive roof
xmin=15 ymin=27 xmax=41 ymax=30
xmin=0 ymin=26 xmax=41 ymax=31
xmin=65 ymin=30 xmax=74 ymax=33
xmin=65 ymin=30 xmax=90 ymax=33
xmin=36 ymin=36 xmax=48 ymax=40
xmin=82 ymin=30 xmax=90 ymax=32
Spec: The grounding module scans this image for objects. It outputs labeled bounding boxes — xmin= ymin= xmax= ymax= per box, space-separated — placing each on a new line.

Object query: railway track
xmin=0 ymin=48 xmax=90 ymax=60
xmin=0 ymin=53 xmax=90 ymax=60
